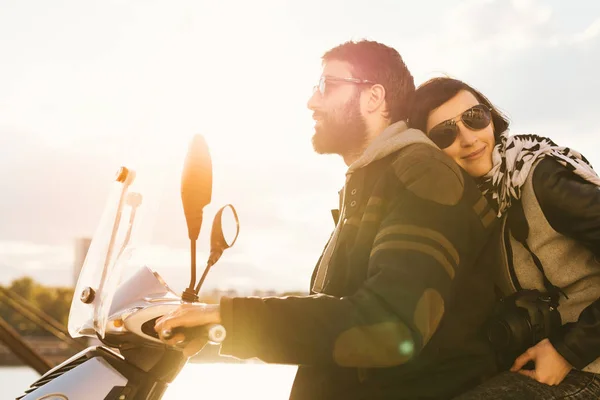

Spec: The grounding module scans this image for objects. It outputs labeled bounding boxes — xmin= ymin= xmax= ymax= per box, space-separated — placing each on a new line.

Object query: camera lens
xmin=487 ymin=320 xmax=511 ymax=348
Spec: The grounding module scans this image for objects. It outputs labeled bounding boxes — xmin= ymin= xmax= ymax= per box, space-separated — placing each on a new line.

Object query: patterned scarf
xmin=478 ymin=130 xmax=600 ymax=217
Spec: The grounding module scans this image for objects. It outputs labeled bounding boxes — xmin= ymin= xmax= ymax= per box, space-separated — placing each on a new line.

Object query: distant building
xmin=73 ymin=237 xmax=92 ymax=287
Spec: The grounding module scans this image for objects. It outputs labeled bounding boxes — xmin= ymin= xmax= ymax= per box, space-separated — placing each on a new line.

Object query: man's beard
xmin=311 ymin=94 xmax=368 ymax=158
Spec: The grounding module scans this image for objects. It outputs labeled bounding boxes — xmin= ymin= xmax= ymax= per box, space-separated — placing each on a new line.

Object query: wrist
xmin=204 ymin=303 xmax=221 ymax=324
xmin=549 ymin=335 xmax=586 ymax=370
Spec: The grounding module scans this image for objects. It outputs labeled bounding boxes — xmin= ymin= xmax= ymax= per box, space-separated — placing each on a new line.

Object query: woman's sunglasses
xmin=427 ymin=104 xmax=492 ymax=149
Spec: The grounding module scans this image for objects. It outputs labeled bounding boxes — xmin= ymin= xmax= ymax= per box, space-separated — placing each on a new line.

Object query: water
xmin=0 ymin=363 xmax=297 ymax=399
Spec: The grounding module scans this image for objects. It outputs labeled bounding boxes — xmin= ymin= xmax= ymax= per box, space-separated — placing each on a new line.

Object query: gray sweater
xmin=493 ymin=158 xmax=600 ymax=373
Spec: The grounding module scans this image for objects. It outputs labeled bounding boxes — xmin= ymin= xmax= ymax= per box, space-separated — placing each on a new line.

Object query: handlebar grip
xmin=161 ymin=323 xmax=226 ymax=344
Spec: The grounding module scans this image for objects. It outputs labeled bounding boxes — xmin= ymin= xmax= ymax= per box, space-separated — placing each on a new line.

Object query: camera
xmin=486 ymin=289 xmax=562 ymax=368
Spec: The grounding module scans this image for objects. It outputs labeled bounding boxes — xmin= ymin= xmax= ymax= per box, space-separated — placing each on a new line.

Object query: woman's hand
xmin=154 ymin=303 xmax=221 ymax=357
xmin=510 ymin=338 xmax=573 ymax=385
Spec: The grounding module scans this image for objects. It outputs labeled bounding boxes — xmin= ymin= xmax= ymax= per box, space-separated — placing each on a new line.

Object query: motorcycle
xmin=18 ymin=134 xmax=240 ymax=400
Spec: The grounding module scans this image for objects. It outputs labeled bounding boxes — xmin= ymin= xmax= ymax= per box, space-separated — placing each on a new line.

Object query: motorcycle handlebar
xmin=161 ymin=323 xmax=226 ymax=345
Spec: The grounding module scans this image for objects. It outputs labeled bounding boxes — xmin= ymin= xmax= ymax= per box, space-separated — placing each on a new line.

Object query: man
xmin=156 ymin=40 xmax=500 ymax=399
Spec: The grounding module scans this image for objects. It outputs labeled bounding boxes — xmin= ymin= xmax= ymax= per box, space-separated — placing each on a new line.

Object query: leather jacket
xmin=518 ymin=157 xmax=600 ymax=370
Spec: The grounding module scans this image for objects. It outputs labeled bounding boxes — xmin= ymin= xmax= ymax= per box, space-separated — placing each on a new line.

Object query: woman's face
xmin=426 ymin=90 xmax=495 ymax=177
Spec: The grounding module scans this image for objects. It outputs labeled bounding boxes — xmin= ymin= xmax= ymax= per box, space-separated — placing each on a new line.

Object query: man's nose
xmin=307 ymin=90 xmax=320 ymax=111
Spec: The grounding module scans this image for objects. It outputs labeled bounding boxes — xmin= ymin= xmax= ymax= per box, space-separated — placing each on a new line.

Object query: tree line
xmin=0 ymin=277 xmax=73 ymax=336
xmin=0 ymin=277 xmax=306 ymax=336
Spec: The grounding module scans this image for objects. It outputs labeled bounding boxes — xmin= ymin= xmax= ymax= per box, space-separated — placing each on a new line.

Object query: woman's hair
xmin=408 ymin=77 xmax=510 ymax=138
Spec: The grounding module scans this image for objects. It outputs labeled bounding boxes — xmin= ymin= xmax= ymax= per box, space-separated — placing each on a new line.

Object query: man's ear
xmin=365 ymin=84 xmax=386 ymax=114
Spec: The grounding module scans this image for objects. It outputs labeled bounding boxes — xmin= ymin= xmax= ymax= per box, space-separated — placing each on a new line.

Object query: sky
xmin=1 ymin=0 xmax=599 ymax=295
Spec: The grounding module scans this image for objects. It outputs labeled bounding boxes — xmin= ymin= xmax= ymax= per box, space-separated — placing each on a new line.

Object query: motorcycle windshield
xmin=68 ymin=141 xmax=184 ymax=339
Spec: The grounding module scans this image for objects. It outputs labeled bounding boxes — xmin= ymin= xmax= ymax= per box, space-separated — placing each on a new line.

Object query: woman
xmin=409 ymin=77 xmax=600 ymax=399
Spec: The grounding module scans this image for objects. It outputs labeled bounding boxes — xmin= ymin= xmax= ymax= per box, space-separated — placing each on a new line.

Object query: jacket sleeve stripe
xmin=473 ymin=196 xmax=488 ymax=216
xmin=370 ymin=240 xmax=456 ymax=279
xmin=374 ymin=225 xmax=460 ymax=266
xmin=473 ymin=196 xmax=497 ymax=228
xmin=481 ymin=208 xmax=497 ymax=228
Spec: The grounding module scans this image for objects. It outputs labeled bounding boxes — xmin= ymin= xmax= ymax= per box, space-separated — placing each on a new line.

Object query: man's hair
xmin=323 ymin=40 xmax=415 ymax=123
xmin=409 ymin=77 xmax=510 ymax=138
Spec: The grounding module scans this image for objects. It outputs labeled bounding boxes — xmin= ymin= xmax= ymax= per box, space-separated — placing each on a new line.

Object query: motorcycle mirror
xmin=181 ymin=134 xmax=212 ymax=241
xmin=208 ymin=204 xmax=240 ymax=266
xmin=194 ymin=204 xmax=239 ymax=294
xmin=180 ymin=135 xmax=212 ymax=302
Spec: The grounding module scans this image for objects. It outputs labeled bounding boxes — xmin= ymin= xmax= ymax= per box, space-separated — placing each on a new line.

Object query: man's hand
xmin=154 ymin=303 xmax=221 ymax=358
xmin=510 ymin=338 xmax=573 ymax=385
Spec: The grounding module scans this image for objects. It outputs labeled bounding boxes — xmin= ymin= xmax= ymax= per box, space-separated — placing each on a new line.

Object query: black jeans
xmin=453 ymin=370 xmax=600 ymax=399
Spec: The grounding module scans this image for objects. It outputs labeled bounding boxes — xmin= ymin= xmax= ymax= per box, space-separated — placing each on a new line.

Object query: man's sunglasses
xmin=427 ymin=104 xmax=493 ymax=149
xmin=312 ymin=76 xmax=375 ymax=96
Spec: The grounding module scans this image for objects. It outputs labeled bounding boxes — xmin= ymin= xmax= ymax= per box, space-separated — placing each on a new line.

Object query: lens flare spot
xmin=398 ymin=340 xmax=414 ymax=356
